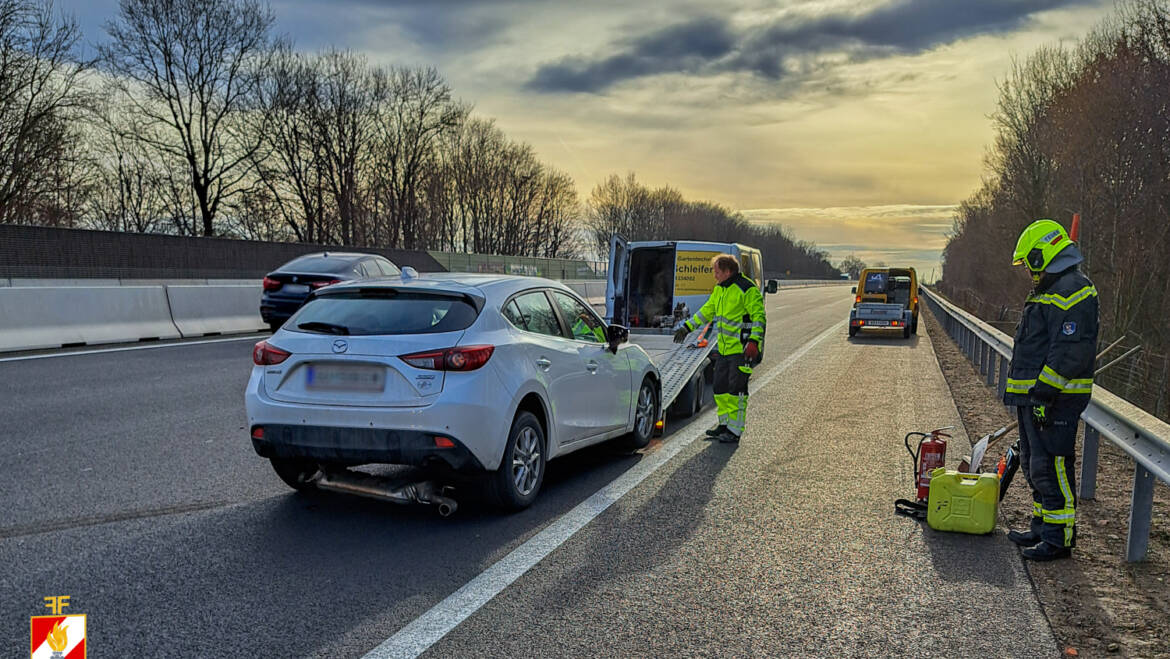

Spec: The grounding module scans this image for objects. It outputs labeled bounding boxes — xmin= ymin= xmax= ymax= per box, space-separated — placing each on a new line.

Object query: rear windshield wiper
xmin=296 ymin=321 xmax=350 ymax=335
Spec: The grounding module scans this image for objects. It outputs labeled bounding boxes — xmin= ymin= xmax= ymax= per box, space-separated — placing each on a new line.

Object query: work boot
xmin=717 ymin=429 xmax=740 ymax=443
xmin=705 ymin=425 xmax=728 ymax=439
xmin=1007 ymin=529 xmax=1041 ymax=547
xmin=1021 ymin=541 xmax=1071 ymax=562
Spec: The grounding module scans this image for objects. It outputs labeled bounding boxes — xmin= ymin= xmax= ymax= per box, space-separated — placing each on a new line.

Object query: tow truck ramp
xmin=628 ymin=326 xmax=717 ymax=419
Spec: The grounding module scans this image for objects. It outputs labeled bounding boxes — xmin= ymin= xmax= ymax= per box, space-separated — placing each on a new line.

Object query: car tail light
xmin=913 ymin=297 xmax=918 ymax=305
xmin=434 ymin=436 xmax=455 ymax=448
xmin=310 ymin=279 xmax=342 ymax=289
xmin=892 ymin=321 xmax=901 ymax=326
xmin=253 ymin=340 xmax=291 ymax=365
xmin=400 ymin=345 xmax=494 ymax=371
xmin=251 ymin=426 xmax=264 ymax=440
xmin=855 ymin=295 xmax=861 ymax=303
xmin=263 ymin=276 xmax=282 ymax=292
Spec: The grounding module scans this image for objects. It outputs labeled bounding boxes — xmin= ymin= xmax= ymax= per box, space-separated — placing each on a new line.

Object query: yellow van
xmin=848 ymin=267 xmax=919 ymax=338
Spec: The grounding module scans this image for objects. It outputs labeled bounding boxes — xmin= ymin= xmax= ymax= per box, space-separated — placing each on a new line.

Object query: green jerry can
xmin=926 ymin=468 xmax=999 ymax=534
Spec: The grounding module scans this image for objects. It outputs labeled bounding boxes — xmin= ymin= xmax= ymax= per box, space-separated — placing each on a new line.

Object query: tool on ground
xmin=960 ymin=343 xmax=1141 ymax=473
xmin=894 ymin=426 xmax=953 ymax=519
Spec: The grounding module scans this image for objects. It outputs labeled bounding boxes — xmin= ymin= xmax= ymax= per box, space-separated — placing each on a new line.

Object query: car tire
xmin=848 ymin=325 xmax=858 ymax=338
xmin=615 ymin=377 xmax=658 ymax=452
xmin=270 ymin=457 xmax=320 ymax=492
xmin=488 ymin=411 xmax=547 ymax=511
xmin=903 ymin=325 xmax=911 ymax=339
xmin=911 ymin=318 xmax=919 ymax=335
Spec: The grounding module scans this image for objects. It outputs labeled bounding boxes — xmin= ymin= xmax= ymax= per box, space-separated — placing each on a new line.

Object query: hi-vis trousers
xmin=713 ymin=352 xmax=752 ymax=437
xmin=1017 ymin=406 xmax=1079 ymax=548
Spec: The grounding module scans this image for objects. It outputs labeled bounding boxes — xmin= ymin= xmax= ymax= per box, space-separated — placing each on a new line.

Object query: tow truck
xmin=604 ymin=235 xmax=774 ymax=430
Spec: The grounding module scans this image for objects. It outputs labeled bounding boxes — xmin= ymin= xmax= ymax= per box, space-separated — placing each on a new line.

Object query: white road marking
xmin=363 ymin=320 xmax=844 ymax=659
xmin=0 ymin=335 xmax=264 ymax=363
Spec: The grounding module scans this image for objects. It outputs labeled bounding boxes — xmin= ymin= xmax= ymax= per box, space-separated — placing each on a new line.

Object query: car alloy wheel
xmin=512 ymin=425 xmax=543 ymax=497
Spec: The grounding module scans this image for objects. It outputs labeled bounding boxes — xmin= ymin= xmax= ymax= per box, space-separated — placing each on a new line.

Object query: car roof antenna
xmin=401 ymin=266 xmax=419 ymax=280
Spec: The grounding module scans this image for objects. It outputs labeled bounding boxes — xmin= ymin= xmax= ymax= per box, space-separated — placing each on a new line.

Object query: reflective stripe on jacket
xmin=1003 ymin=267 xmax=1099 ymax=410
xmin=685 ymin=273 xmax=767 ymax=355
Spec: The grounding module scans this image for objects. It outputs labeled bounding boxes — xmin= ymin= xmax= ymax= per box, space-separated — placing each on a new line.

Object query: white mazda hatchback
xmin=244 ymin=272 xmax=660 ymax=510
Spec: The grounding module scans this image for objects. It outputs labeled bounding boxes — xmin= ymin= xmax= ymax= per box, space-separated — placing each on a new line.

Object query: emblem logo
xmin=32 ymin=596 xmax=85 ymax=658
xmin=1062 ymin=321 xmax=1077 ymax=336
xmin=332 ymin=339 xmax=348 ymax=354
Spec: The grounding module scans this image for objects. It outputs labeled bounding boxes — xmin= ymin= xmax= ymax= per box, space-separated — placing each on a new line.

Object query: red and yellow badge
xmin=31 ymin=597 xmax=85 ymax=659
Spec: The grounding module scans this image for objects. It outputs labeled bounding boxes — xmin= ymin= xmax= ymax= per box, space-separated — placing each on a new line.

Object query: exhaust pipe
xmin=311 ymin=470 xmax=458 ymax=516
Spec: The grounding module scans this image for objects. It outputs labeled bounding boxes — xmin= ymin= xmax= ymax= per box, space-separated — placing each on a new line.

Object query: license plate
xmin=282 ymin=283 xmax=310 ymax=294
xmin=306 ymin=364 xmax=386 ymax=392
xmin=867 ymin=320 xmax=890 ymax=326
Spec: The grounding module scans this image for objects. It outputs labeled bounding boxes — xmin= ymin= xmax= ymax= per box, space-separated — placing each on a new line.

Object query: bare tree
xmin=373 ymin=66 xmax=467 ymax=249
xmin=0 ymin=0 xmax=87 ymax=224
xmin=99 ymin=0 xmax=276 ymax=236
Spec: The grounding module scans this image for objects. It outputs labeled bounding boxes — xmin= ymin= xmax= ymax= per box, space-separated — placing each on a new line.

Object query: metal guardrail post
xmin=1081 ymin=425 xmax=1100 ymax=500
xmin=1128 ymin=465 xmax=1156 ymax=562
xmin=985 ymin=349 xmax=996 ymax=387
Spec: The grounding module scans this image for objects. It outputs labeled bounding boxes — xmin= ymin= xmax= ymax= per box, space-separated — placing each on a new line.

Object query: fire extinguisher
xmin=895 ymin=427 xmax=953 ymax=519
xmin=909 ymin=430 xmax=948 ymax=501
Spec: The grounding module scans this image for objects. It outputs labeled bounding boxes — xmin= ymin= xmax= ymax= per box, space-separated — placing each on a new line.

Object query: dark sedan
xmin=260 ymin=252 xmax=400 ymax=331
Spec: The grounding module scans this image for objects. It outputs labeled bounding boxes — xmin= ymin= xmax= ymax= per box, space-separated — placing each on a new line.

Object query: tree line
xmin=941 ymin=0 xmax=1170 ymax=419
xmin=0 ymin=0 xmax=837 ymax=273
xmin=584 ymin=173 xmax=839 ymax=277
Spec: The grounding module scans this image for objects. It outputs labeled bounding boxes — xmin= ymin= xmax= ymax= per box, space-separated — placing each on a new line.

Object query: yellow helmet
xmin=1012 ymin=219 xmax=1080 ymax=274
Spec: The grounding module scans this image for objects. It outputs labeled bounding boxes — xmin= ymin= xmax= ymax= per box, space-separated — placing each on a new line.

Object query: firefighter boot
xmin=1021 ymin=541 xmax=1071 ymax=562
xmin=1007 ymin=529 xmax=1041 ymax=547
xmin=706 ymin=425 xmax=728 ymax=439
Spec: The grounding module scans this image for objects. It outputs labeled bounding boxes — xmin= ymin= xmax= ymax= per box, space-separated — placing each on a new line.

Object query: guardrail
xmin=921 ymin=286 xmax=1170 ymax=561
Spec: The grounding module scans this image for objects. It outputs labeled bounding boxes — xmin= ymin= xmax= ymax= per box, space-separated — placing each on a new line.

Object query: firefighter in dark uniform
xmin=1004 ymin=219 xmax=1099 ymax=561
xmin=674 ymin=254 xmax=767 ymax=443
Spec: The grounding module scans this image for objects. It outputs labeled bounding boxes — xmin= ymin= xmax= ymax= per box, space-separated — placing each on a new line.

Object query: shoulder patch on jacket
xmin=1062 ymin=321 xmax=1077 ymax=336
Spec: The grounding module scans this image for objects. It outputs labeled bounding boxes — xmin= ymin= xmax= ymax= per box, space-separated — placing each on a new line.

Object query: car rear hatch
xmin=265 ymin=271 xmax=347 ymax=299
xmin=262 ymin=286 xmax=483 ymax=408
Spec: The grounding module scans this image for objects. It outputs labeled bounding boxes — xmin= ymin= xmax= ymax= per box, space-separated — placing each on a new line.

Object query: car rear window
xmin=289 ymin=292 xmax=479 ymax=335
xmin=283 ymin=256 xmax=358 ymax=274
xmin=863 ymin=272 xmax=888 ymax=294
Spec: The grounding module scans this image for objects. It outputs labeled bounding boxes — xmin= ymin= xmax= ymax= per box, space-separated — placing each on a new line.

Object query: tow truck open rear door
xmin=605 ymin=234 xmax=630 ymax=324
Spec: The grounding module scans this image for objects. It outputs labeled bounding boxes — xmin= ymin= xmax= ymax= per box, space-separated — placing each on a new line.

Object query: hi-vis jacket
xmin=684 ymin=273 xmax=767 ymax=357
xmin=1003 ymin=267 xmax=1099 ymax=410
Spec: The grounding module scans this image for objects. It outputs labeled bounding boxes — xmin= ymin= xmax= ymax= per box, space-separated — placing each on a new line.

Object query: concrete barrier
xmin=0 ymin=286 xmax=180 ymax=352
xmin=166 ymin=284 xmax=266 ymax=337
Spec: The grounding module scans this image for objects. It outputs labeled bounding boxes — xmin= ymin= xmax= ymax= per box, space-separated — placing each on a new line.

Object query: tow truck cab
xmin=604 ymin=235 xmax=774 ymax=329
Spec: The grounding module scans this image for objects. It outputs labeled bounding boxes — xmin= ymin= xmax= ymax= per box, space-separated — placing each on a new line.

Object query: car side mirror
xmin=606 ymin=324 xmax=629 ymax=353
xmin=851 ymin=286 xmax=857 ymax=294
xmin=766 ymin=280 xmax=778 ymax=294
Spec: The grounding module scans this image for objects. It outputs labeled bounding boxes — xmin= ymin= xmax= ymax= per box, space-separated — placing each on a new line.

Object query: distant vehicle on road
xmin=848 ymin=267 xmax=920 ymax=338
xmin=260 ymin=252 xmax=399 ymax=332
xmin=246 ymin=273 xmax=660 ymax=511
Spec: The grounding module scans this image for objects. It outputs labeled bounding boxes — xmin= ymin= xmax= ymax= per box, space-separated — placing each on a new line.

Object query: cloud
xmin=527 ymin=0 xmax=1098 ymax=93
xmin=527 ymin=15 xmax=736 ymax=93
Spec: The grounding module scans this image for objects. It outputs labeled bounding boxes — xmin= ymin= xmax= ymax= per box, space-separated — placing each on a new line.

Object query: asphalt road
xmin=0 ymin=284 xmax=1058 ymax=658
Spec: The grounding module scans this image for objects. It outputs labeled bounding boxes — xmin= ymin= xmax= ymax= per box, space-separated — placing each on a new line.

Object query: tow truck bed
xmin=628 ymin=327 xmax=717 ymax=414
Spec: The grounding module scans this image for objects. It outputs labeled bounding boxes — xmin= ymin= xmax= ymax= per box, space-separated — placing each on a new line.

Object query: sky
xmin=61 ymin=0 xmax=1117 ymax=278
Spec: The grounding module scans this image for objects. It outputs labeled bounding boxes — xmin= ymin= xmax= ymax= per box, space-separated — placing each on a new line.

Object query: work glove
xmin=744 ymin=340 xmax=759 ymax=361
xmin=1032 ymin=405 xmax=1050 ymax=429
xmin=673 ymin=326 xmax=689 ymax=344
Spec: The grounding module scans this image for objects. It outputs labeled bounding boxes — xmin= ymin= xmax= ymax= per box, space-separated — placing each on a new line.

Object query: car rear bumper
xmin=251 ymin=424 xmax=486 ymax=471
xmin=244 ymin=366 xmax=513 ymax=470
xmin=260 ymin=294 xmax=310 ymax=322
